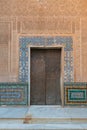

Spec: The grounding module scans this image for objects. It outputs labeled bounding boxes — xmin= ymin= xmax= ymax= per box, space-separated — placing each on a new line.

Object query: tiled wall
xmin=0 ymin=83 xmax=28 ymax=105
xmin=0 ymin=82 xmax=87 ymax=106
xmin=0 ymin=36 xmax=86 ymax=106
xmin=64 ymin=82 xmax=87 ymax=105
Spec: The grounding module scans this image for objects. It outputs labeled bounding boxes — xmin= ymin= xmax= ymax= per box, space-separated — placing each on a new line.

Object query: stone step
xmin=24 ymin=116 xmax=87 ymax=124
xmin=0 ymin=117 xmax=87 ymax=124
xmin=24 ymin=106 xmax=87 ymax=124
xmin=0 ymin=123 xmax=87 ymax=130
xmin=0 ymin=118 xmax=24 ymax=124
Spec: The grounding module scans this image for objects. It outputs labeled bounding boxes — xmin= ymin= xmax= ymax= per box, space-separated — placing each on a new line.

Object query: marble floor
xmin=0 ymin=107 xmax=28 ymax=118
xmin=0 ymin=123 xmax=87 ymax=130
xmin=27 ymin=105 xmax=87 ymax=119
xmin=0 ymin=106 xmax=87 ymax=129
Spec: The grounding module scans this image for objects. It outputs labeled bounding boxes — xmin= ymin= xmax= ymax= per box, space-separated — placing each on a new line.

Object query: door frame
xmin=28 ymin=45 xmax=64 ymax=107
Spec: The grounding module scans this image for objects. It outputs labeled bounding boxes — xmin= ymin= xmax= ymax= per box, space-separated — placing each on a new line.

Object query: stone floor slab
xmin=0 ymin=124 xmax=86 ymax=130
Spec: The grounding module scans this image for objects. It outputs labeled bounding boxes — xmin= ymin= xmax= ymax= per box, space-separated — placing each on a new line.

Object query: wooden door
xmin=45 ymin=49 xmax=61 ymax=105
xmin=30 ymin=48 xmax=61 ymax=105
xmin=30 ymin=49 xmax=45 ymax=105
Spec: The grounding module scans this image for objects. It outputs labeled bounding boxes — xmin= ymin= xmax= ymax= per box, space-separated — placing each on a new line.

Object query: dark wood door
xmin=30 ymin=49 xmax=46 ymax=105
xmin=30 ymin=49 xmax=61 ymax=105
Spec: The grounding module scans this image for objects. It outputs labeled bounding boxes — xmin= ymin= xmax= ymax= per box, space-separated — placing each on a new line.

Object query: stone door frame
xmin=28 ymin=45 xmax=64 ymax=106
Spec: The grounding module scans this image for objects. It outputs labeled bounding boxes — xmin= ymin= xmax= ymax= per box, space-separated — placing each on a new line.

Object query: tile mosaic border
xmin=0 ymin=82 xmax=87 ymax=106
xmin=68 ymin=89 xmax=86 ymax=101
xmin=64 ymin=83 xmax=87 ymax=105
xmin=19 ymin=36 xmax=73 ymax=82
xmin=0 ymin=83 xmax=28 ymax=105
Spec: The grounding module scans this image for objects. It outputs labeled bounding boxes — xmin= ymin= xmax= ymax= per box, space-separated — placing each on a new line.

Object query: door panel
xmin=30 ymin=49 xmax=45 ymax=105
xmin=45 ymin=49 xmax=61 ymax=105
xmin=30 ymin=49 xmax=61 ymax=105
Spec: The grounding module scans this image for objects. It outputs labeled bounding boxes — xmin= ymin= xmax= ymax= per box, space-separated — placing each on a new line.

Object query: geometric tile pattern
xmin=68 ymin=89 xmax=86 ymax=101
xmin=19 ymin=36 xmax=73 ymax=82
xmin=0 ymin=83 xmax=28 ymax=105
xmin=64 ymin=82 xmax=87 ymax=105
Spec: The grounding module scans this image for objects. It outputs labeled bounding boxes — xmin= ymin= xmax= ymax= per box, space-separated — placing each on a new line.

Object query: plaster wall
xmin=0 ymin=0 xmax=87 ymax=82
